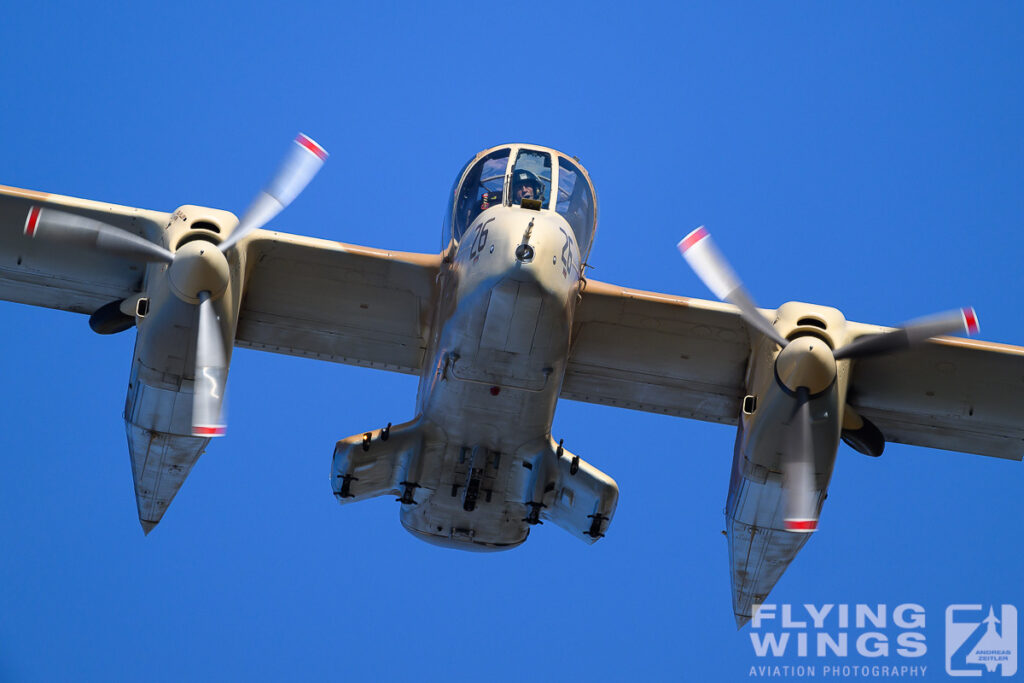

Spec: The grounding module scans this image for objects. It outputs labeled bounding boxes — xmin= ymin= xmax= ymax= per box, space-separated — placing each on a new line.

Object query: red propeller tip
xmin=677 ymin=226 xmax=709 ymax=254
xmin=785 ymin=518 xmax=818 ymax=533
xmin=23 ymin=206 xmax=41 ymax=237
xmin=295 ymin=133 xmax=328 ymax=161
xmin=962 ymin=307 xmax=980 ymax=336
xmin=193 ymin=425 xmax=226 ymax=437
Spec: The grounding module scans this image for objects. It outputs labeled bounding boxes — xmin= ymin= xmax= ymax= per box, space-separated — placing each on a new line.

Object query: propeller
xmin=192 ymin=291 xmax=228 ymax=436
xmin=833 ymin=307 xmax=979 ymax=360
xmin=783 ymin=387 xmax=817 ymax=532
xmin=677 ymin=227 xmax=788 ymax=347
xmin=677 ymin=225 xmax=980 ymax=533
xmin=21 ymin=133 xmax=328 ymax=437
xmin=24 ymin=205 xmax=174 ymax=263
xmin=219 ymin=133 xmax=328 ymax=252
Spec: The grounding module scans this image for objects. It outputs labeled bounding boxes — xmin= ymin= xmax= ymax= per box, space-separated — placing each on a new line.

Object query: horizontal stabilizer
xmin=332 ymin=419 xmax=425 ymax=503
xmin=526 ymin=437 xmax=619 ymax=545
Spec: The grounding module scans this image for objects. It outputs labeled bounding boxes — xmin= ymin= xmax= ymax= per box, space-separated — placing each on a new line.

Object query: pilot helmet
xmin=511 ymin=169 xmax=544 ymax=200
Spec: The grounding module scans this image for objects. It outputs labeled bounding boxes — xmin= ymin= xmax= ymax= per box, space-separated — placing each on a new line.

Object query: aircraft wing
xmin=847 ymin=335 xmax=1024 ymax=460
xmin=563 ymin=278 xmax=750 ymax=424
xmin=4 ymin=183 xmax=1021 ymax=461
xmin=236 ymin=232 xmax=440 ymax=374
xmin=0 ymin=184 xmax=167 ymax=313
xmin=0 ymin=184 xmax=440 ymax=375
xmin=566 ymin=278 xmax=1024 ymax=460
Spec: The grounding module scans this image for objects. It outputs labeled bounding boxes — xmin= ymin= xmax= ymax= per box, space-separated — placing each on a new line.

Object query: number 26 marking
xmin=469 ymin=217 xmax=493 ymax=261
xmin=559 ymin=227 xmax=575 ymax=278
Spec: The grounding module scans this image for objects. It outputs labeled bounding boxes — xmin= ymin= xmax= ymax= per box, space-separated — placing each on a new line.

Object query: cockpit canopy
xmin=443 ymin=144 xmax=597 ymax=258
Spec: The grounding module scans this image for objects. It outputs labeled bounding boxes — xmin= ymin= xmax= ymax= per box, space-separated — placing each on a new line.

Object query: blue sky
xmin=1 ymin=2 xmax=1022 ymax=681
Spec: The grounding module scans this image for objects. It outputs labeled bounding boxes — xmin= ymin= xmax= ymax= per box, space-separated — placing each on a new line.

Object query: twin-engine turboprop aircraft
xmin=2 ymin=138 xmax=1023 ymax=626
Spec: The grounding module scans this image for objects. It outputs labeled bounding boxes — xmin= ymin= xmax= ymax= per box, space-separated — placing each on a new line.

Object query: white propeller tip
xmin=193 ymin=425 xmax=226 ymax=437
xmin=677 ymin=226 xmax=709 ymax=255
xmin=295 ymin=133 xmax=328 ymax=161
xmin=962 ymin=307 xmax=980 ymax=336
xmin=785 ymin=518 xmax=818 ymax=533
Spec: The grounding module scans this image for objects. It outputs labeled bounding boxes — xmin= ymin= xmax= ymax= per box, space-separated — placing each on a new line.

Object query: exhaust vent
xmin=191 ymin=220 xmax=221 ymax=234
xmin=797 ymin=317 xmax=826 ymax=329
xmin=175 ymin=231 xmax=222 ymax=250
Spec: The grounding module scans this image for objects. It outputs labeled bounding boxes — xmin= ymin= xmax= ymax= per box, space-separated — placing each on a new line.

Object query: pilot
xmin=477 ymin=169 xmax=546 ymax=214
xmin=512 ymin=169 xmax=544 ymax=204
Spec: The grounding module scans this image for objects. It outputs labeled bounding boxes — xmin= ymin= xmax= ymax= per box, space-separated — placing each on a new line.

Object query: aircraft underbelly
xmin=399 ymin=437 xmax=533 ymax=551
xmin=408 ymin=277 xmax=568 ymax=546
xmin=424 ymin=273 xmax=570 ymax=452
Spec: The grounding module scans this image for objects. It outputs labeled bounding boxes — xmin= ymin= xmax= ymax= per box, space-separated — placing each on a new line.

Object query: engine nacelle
xmin=121 ymin=204 xmax=245 ymax=533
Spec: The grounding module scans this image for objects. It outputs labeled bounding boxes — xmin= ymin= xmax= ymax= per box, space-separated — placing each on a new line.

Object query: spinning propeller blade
xmin=219 ymin=133 xmax=328 ymax=252
xmin=192 ymin=291 xmax=228 ymax=437
xmin=23 ymin=206 xmax=174 ymax=263
xmin=833 ymin=307 xmax=979 ymax=360
xmin=783 ymin=387 xmax=817 ymax=533
xmin=677 ymin=227 xmax=788 ymax=347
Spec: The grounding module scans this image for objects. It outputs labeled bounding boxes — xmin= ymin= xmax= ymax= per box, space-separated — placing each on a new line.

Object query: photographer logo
xmin=945 ymin=605 xmax=1017 ymax=677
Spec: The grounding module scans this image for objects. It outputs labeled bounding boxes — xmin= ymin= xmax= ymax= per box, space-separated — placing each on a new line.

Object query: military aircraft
xmin=2 ymin=138 xmax=1022 ymax=627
